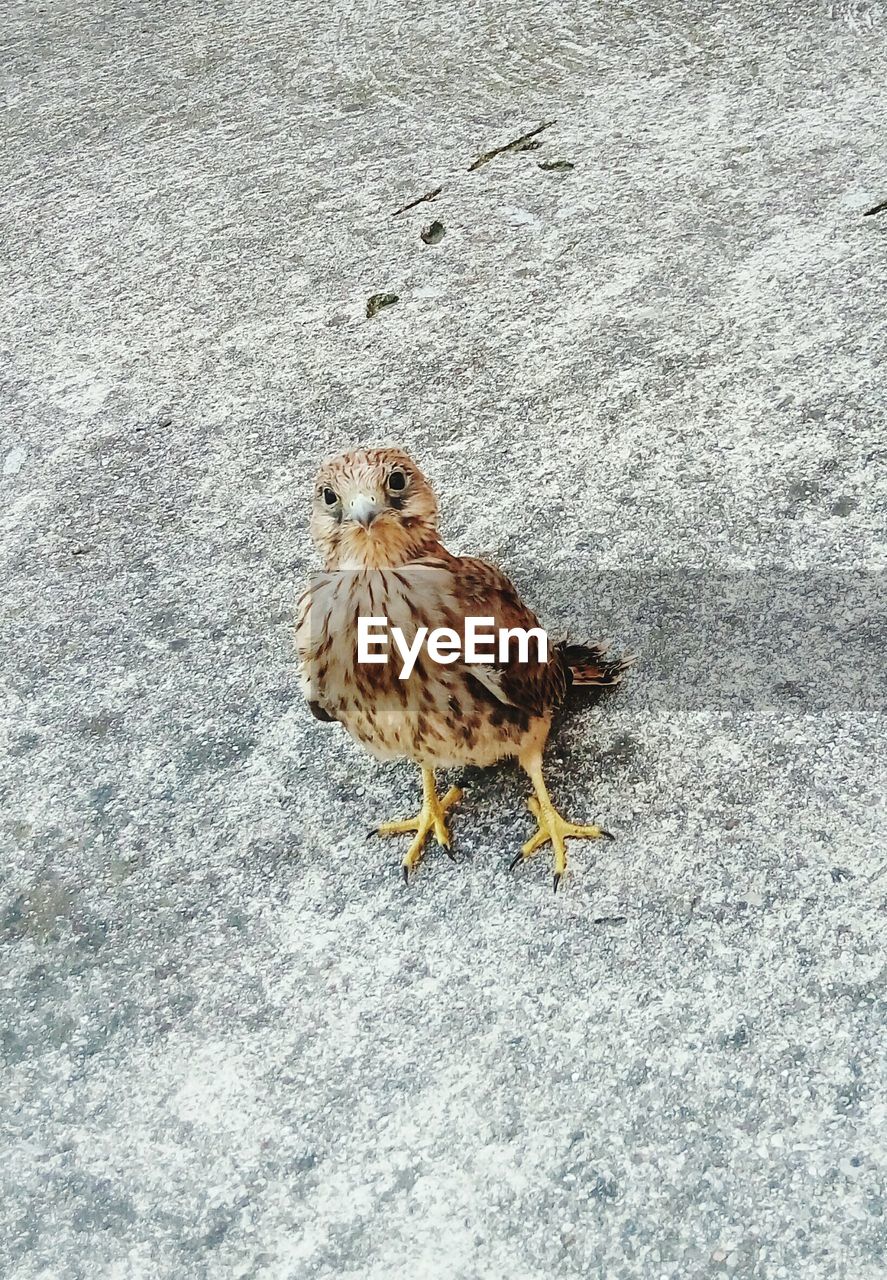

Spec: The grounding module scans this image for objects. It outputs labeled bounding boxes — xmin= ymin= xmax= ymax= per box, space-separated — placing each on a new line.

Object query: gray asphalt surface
xmin=2 ymin=1 xmax=886 ymax=1276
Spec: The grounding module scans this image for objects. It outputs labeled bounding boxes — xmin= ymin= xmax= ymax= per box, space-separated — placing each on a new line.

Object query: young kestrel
xmin=296 ymin=447 xmax=631 ymax=890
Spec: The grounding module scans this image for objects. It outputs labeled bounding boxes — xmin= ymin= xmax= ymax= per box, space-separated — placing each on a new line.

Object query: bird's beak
xmin=347 ymin=494 xmax=380 ymax=529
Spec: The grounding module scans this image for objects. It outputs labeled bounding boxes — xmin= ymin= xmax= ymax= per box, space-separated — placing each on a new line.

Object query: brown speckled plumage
xmin=296 ymin=447 xmax=631 ymax=888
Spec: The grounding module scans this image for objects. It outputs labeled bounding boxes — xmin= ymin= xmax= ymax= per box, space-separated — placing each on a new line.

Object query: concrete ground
xmin=2 ymin=1 xmax=885 ymax=1276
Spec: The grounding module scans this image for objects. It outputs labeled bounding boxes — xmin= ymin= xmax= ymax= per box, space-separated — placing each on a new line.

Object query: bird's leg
xmin=377 ymin=767 xmax=463 ymax=882
xmin=513 ymin=754 xmax=613 ymax=892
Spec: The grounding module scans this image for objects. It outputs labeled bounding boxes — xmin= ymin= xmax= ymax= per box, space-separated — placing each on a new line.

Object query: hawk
xmin=296 ymin=447 xmax=631 ymax=890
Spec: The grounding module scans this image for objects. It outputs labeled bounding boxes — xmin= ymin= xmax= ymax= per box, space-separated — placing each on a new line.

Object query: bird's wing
xmin=295 ymin=573 xmax=341 ymax=723
xmin=414 ymin=553 xmax=567 ymax=718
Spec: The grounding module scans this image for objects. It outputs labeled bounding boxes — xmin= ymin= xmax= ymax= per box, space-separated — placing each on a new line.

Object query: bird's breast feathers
xmin=296 ymin=556 xmax=562 ymax=767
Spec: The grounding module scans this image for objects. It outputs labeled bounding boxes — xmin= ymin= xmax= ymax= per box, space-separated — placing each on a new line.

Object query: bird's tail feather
xmin=560 ymin=642 xmax=635 ymax=688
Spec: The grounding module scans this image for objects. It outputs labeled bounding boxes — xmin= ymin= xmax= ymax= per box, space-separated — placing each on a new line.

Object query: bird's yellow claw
xmin=512 ymin=795 xmax=614 ymax=891
xmin=377 ymin=769 xmax=462 ymax=881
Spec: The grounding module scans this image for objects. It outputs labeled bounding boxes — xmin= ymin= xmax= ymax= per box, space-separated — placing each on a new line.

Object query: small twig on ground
xmin=390 ymin=121 xmax=556 ymax=216
xmin=391 ymin=186 xmax=443 ymax=218
xmin=467 ymin=120 xmax=557 ymax=172
xmin=863 ymin=197 xmax=887 ymax=217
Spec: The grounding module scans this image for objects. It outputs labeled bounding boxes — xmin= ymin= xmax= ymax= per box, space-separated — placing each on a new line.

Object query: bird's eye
xmin=387 ymin=469 xmax=407 ymax=492
xmin=322 ymin=487 xmax=338 ymax=506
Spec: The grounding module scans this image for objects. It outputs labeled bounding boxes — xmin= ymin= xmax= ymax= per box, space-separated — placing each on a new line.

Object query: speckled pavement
xmin=2 ymin=1 xmax=886 ymax=1276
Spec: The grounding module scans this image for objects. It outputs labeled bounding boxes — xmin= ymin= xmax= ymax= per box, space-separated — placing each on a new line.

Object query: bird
xmin=296 ymin=447 xmax=631 ymax=890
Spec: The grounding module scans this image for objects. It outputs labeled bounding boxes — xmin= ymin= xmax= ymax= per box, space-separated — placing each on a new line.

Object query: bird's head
xmin=310 ymin=447 xmax=441 ymax=569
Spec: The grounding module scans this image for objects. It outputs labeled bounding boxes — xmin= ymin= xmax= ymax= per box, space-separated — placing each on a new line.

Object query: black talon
xmin=601 ymin=829 xmax=615 ymax=842
xmin=401 ymin=864 xmax=410 ymax=885
xmin=509 ymin=851 xmax=524 ymax=872
xmin=445 ymin=847 xmax=457 ymax=862
xmin=553 ymin=872 xmax=562 ymax=893
xmin=367 ymin=826 xmax=379 ymax=841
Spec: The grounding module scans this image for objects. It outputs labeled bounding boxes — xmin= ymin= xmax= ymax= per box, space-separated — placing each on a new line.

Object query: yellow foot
xmin=510 ymin=796 xmax=614 ymax=892
xmin=378 ymin=784 xmax=463 ymax=883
